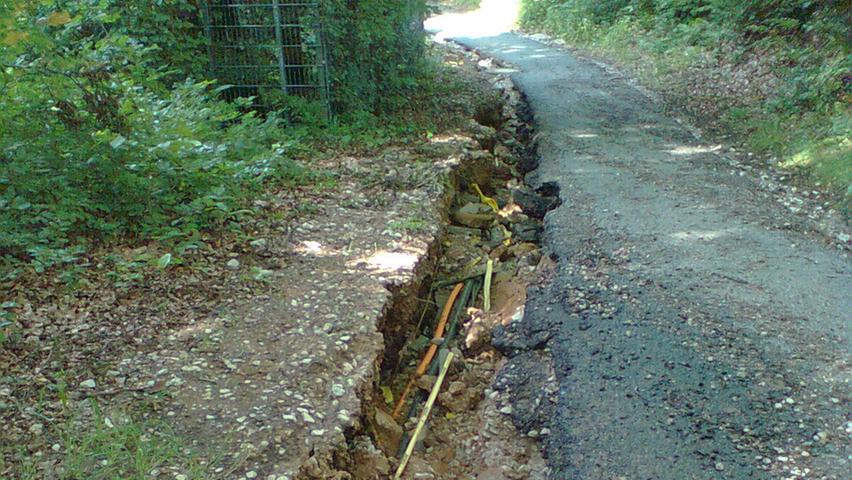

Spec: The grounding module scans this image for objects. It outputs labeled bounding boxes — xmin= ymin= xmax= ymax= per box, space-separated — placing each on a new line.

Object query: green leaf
xmin=157 ymin=253 xmax=172 ymax=269
xmin=110 ymin=135 xmax=126 ymax=149
xmin=12 ymin=198 xmax=31 ymax=210
xmin=380 ymin=385 xmax=394 ymax=405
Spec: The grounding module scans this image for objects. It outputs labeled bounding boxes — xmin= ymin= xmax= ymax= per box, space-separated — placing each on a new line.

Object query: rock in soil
xmin=534 ymin=181 xmax=560 ymax=198
xmin=403 ymin=456 xmax=437 ymax=479
xmin=485 ymin=225 xmax=509 ymax=249
xmin=459 ymin=150 xmax=504 ymax=192
xmin=467 ymin=120 xmax=498 ymax=152
xmin=504 ymin=242 xmax=538 ymax=260
xmin=374 ymin=408 xmax=404 ymax=453
xmin=511 ymin=186 xmax=559 ymax=219
xmin=510 ymin=219 xmax=543 ymax=243
xmin=453 ymin=202 xmax=495 ymax=228
xmin=437 ymin=379 xmax=481 ymax=413
xmin=351 ymin=436 xmax=391 ymax=479
xmin=516 ymin=153 xmax=540 ymax=174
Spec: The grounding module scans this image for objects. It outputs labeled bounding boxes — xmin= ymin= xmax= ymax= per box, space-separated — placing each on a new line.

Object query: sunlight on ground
xmin=174 ymin=318 xmax=218 ymax=340
xmin=665 ymin=145 xmax=722 ymax=156
xmin=426 ymin=0 xmax=520 ymax=41
xmin=301 ymin=240 xmax=323 ymax=254
xmin=429 ymin=132 xmax=476 ymax=144
xmin=670 ymin=228 xmax=739 ymax=242
xmin=780 ymin=138 xmax=851 ymax=190
xmin=295 ymin=240 xmax=424 ymax=273
xmin=361 ymin=250 xmax=419 ymax=272
xmin=293 ymin=240 xmax=345 ymax=258
xmin=572 ymin=131 xmax=599 ymax=139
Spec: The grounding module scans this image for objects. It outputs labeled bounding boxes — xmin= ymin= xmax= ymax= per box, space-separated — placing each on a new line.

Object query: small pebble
xmin=331 ymin=384 xmax=345 ymax=397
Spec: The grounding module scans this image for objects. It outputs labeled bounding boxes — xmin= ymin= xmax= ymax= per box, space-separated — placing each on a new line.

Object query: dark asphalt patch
xmin=455 ymin=32 xmax=851 ymax=480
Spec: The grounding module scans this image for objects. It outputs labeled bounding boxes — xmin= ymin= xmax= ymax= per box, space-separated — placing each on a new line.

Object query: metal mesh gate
xmin=201 ymin=1 xmax=330 ymax=114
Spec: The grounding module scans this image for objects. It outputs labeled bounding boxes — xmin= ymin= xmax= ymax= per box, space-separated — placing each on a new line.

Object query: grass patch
xmin=781 ymin=136 xmax=852 ymax=192
xmin=388 ymin=215 xmax=430 ymax=234
xmin=2 ymin=400 xmax=208 ymax=480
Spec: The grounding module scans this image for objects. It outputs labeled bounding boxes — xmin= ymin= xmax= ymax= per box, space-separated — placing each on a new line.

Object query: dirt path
xmin=451 ymin=32 xmax=851 ymax=479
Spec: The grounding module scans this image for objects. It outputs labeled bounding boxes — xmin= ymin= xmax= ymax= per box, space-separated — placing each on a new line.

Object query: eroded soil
xmin=360 ymin=46 xmax=554 ymax=480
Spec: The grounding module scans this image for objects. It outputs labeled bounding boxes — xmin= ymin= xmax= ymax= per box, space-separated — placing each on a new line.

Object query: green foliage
xmin=0 ymin=0 xmax=443 ymax=277
xmin=0 ymin=301 xmax=18 ymax=346
xmin=519 ymin=0 xmax=852 ymax=207
xmin=99 ymin=0 xmax=208 ymax=80
xmin=437 ymin=0 xmax=482 ymax=13
xmin=321 ymin=0 xmax=430 ymax=113
xmin=522 ymin=0 xmax=850 ymax=43
xmin=3 ymin=399 xmax=208 ymax=480
xmin=0 ymin=1 xmax=313 ymax=275
xmin=388 ymin=215 xmax=429 ymax=234
xmin=59 ymin=401 xmax=207 ymax=480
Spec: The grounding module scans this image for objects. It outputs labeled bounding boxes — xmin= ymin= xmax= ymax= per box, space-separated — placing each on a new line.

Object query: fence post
xmin=271 ymin=0 xmax=289 ymax=95
xmin=201 ymin=1 xmax=217 ymax=79
xmin=313 ymin=5 xmax=332 ymax=120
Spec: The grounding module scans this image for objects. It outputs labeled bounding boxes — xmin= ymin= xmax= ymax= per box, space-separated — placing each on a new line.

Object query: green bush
xmin=0 ymin=2 xmax=310 ymax=274
xmin=521 ymin=1 xmax=850 ymax=44
xmin=322 ymin=0 xmax=430 ymax=113
xmin=0 ymin=0 xmax=440 ymax=276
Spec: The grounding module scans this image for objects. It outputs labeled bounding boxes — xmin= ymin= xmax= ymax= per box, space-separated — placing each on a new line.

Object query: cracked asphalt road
xmin=456 ymin=33 xmax=851 ymax=479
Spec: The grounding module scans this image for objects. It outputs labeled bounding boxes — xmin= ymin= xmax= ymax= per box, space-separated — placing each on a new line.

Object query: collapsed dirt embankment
xmin=308 ymin=47 xmax=561 ymax=480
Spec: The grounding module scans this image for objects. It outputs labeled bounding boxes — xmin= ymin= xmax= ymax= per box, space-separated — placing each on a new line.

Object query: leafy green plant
xmin=0 ymin=301 xmax=17 ymax=346
xmin=322 ymin=0 xmax=430 ymax=113
xmin=2 ymin=399 xmax=209 ymax=480
xmin=388 ymin=215 xmax=429 ymax=234
xmin=0 ymin=0 xmax=446 ymax=279
xmin=0 ymin=2 xmax=317 ymax=277
xmin=437 ymin=0 xmax=482 ymax=13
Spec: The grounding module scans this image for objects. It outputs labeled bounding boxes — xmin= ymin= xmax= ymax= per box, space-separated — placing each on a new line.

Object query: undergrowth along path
xmin=455 ymin=32 xmax=851 ymax=479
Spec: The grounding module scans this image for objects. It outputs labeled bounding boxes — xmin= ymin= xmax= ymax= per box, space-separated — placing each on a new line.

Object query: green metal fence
xmin=200 ymin=1 xmax=331 ymax=114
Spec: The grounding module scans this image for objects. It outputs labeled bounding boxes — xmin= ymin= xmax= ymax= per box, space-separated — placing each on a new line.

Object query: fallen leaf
xmin=2 ymin=30 xmax=28 ymax=46
xmin=380 ymin=385 xmax=394 ymax=405
xmin=157 ymin=253 xmax=172 ymax=269
xmin=45 ymin=11 xmax=72 ymax=26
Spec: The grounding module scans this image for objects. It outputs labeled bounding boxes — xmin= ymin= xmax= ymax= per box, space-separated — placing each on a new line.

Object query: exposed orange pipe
xmin=392 ymin=282 xmax=464 ymax=418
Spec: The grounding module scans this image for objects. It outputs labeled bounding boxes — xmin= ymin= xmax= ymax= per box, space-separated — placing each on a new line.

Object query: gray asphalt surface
xmin=456 ymin=33 xmax=851 ymax=479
